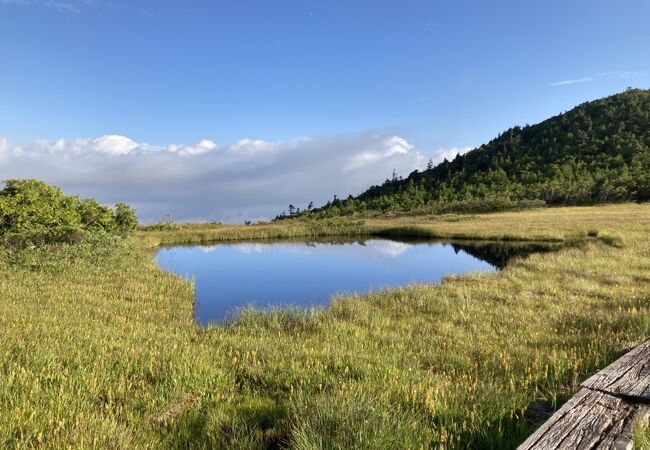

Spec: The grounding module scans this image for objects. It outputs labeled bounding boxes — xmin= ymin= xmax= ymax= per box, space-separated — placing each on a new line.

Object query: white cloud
xmin=343 ymin=152 xmax=383 ymax=173
xmin=167 ymin=139 xmax=218 ymax=156
xmin=0 ymin=132 xmax=456 ymax=223
xmin=550 ymin=71 xmax=646 ymax=87
xmin=0 ymin=138 xmax=10 ymax=166
xmin=550 ymin=77 xmax=594 ymax=87
xmin=383 ymin=136 xmax=413 ymax=156
xmin=619 ymin=71 xmax=642 ymax=80
xmin=87 ymin=135 xmax=139 ymax=155
xmin=1 ymin=0 xmax=91 ymax=13
xmin=54 ymin=2 xmax=80 ymax=13
xmin=430 ymin=146 xmax=471 ymax=164
xmin=342 ymin=136 xmax=422 ymax=173
xmin=21 ymin=135 xmax=219 ymax=157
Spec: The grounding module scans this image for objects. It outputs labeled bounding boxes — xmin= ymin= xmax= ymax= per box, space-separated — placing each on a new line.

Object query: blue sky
xmin=0 ymin=0 xmax=649 ymax=221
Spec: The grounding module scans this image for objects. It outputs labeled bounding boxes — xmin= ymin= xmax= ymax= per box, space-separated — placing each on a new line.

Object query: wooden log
xmin=581 ymin=341 xmax=650 ymax=400
xmin=518 ymin=340 xmax=650 ymax=449
xmin=518 ymin=388 xmax=643 ymax=450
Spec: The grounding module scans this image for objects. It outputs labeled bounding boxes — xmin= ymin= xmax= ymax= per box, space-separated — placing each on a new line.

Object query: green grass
xmin=1 ymin=203 xmax=650 ymax=449
xmin=635 ymin=422 xmax=650 ymax=450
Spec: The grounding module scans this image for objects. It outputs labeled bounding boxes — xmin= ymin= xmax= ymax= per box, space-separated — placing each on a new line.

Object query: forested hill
xmin=279 ymin=88 xmax=650 ymax=219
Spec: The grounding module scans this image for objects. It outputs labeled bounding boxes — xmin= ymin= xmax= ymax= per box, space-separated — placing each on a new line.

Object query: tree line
xmin=277 ymin=88 xmax=650 ymax=220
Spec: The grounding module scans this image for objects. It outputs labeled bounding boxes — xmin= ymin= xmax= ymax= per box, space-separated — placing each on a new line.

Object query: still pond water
xmin=156 ymin=238 xmax=551 ymax=325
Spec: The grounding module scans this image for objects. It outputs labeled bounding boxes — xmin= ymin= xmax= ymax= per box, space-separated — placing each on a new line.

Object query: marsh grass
xmin=1 ymin=203 xmax=649 ymax=448
xmin=135 ymin=218 xmax=368 ymax=248
xmin=636 ymin=422 xmax=650 ymax=450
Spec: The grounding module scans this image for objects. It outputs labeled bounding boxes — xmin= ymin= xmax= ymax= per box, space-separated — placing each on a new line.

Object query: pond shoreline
xmin=156 ymin=238 xmax=505 ymax=324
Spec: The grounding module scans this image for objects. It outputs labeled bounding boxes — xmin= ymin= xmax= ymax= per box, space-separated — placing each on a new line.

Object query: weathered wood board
xmin=518 ymin=389 xmax=644 ymax=450
xmin=582 ymin=341 xmax=650 ymax=400
xmin=518 ymin=340 xmax=650 ymax=450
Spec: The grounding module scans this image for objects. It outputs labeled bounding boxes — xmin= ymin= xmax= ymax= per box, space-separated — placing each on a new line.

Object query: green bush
xmin=78 ymin=198 xmax=116 ymax=232
xmin=0 ymin=179 xmax=138 ymax=246
xmin=0 ymin=179 xmax=82 ymax=237
xmin=114 ymin=202 xmax=138 ymax=233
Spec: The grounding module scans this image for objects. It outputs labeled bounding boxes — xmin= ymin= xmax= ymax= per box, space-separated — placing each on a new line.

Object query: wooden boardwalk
xmin=518 ymin=340 xmax=650 ymax=450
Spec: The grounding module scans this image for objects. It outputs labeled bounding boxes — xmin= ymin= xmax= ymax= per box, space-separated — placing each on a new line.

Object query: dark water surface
xmin=156 ymin=238 xmax=555 ymax=325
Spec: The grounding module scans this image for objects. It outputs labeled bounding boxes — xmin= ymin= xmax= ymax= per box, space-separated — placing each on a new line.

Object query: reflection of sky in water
xmin=200 ymin=240 xmax=412 ymax=259
xmin=157 ymin=239 xmax=496 ymax=325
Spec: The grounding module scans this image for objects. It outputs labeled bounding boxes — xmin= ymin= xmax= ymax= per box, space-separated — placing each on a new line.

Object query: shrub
xmin=79 ymin=198 xmax=116 ymax=232
xmin=0 ymin=179 xmax=138 ymax=246
xmin=114 ymin=202 xmax=138 ymax=233
xmin=0 ymin=179 xmax=82 ymax=237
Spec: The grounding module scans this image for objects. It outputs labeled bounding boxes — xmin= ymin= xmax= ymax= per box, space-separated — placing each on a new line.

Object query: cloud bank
xmin=0 ymin=132 xmax=469 ymax=223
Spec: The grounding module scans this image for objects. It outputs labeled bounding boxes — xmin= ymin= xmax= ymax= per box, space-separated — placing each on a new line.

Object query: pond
xmin=156 ymin=238 xmax=556 ymax=325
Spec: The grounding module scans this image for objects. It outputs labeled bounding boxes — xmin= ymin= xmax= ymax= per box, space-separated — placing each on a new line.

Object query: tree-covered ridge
xmin=281 ymin=88 xmax=650 ymax=218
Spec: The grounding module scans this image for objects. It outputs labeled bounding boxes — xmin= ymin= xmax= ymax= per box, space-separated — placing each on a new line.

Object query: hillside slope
xmin=287 ymin=88 xmax=650 ymax=218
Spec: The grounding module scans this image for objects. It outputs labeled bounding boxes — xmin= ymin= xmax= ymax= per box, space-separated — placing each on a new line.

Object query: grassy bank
xmin=134 ymin=218 xmax=369 ymax=248
xmin=1 ymin=204 xmax=649 ymax=449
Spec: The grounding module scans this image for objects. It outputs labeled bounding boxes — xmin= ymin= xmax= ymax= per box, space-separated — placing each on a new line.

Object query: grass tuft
xmin=598 ymin=232 xmax=625 ymax=248
xmin=153 ymin=393 xmax=202 ymax=429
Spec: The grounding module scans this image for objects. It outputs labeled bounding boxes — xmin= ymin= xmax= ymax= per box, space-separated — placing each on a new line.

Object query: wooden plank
xmin=518 ymin=341 xmax=650 ymax=449
xmin=581 ymin=340 xmax=650 ymax=400
xmin=517 ymin=389 xmax=641 ymax=450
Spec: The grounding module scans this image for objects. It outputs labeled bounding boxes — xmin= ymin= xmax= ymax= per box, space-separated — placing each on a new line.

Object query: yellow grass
xmin=1 ymin=203 xmax=649 ymax=448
